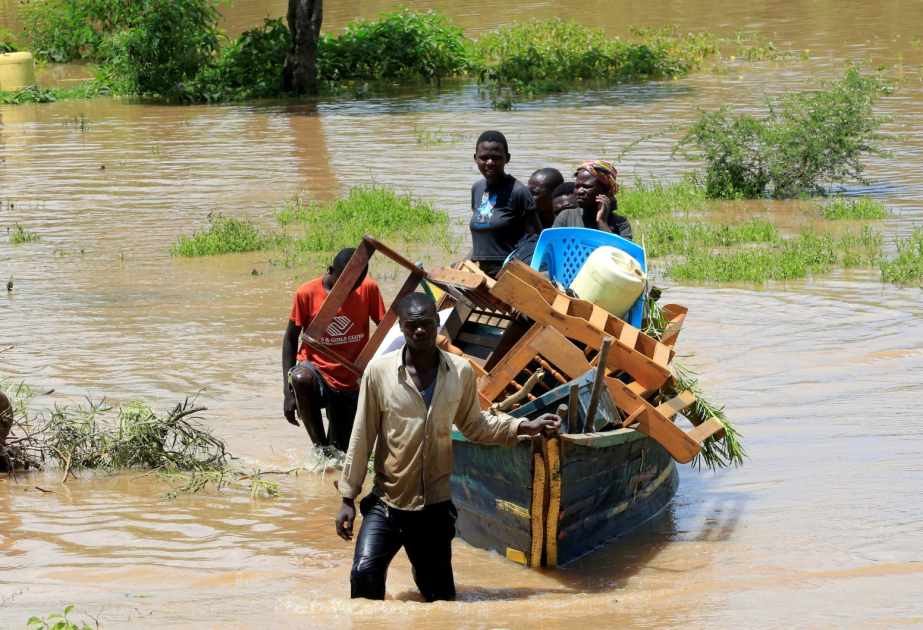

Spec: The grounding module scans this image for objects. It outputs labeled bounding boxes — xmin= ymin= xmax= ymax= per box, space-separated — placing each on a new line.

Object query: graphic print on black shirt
xmin=469 ymin=175 xmax=537 ymax=262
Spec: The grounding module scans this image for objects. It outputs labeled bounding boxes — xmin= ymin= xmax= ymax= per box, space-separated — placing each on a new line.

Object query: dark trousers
xmin=351 ymin=495 xmax=457 ymax=602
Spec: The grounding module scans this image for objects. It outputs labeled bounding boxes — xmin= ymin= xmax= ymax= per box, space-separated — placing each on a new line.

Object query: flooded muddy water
xmin=2 ymin=0 xmax=923 ymax=627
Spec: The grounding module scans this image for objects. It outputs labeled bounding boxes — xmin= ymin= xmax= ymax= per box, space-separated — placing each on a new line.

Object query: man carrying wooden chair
xmin=282 ymin=248 xmax=386 ymax=452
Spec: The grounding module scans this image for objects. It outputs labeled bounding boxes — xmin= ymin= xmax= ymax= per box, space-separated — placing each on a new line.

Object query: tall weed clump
xmin=676 ymin=69 xmax=895 ymax=199
xmin=618 ymin=177 xmax=711 ymax=218
xmin=880 ymin=226 xmax=923 ymax=286
xmin=170 ymin=214 xmax=272 ymax=257
xmin=317 ymin=7 xmax=470 ymax=83
xmin=469 ymin=21 xmax=719 ymax=92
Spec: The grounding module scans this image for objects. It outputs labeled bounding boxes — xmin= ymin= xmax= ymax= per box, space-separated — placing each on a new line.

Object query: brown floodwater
xmin=2 ymin=0 xmax=923 ymax=628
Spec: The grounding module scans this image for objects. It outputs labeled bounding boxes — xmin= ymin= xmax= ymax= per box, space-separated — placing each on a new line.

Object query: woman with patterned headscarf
xmin=552 ymin=160 xmax=632 ymax=240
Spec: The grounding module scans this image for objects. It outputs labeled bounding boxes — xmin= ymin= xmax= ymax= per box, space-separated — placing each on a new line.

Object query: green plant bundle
xmin=676 ymin=69 xmax=895 ymax=199
xmin=814 ymin=196 xmax=889 ymax=220
xmin=170 ymin=214 xmax=273 ymax=257
xmin=8 ymin=223 xmax=41 ymax=244
xmin=274 ymin=184 xmax=456 ymax=255
xmin=317 ymin=7 xmax=470 ymax=83
xmin=469 ymin=21 xmax=719 ymax=92
xmin=880 ymin=226 xmax=923 ymax=286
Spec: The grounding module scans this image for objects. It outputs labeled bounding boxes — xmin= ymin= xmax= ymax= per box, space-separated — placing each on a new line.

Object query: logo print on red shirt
xmin=326 ymin=315 xmax=355 ymax=337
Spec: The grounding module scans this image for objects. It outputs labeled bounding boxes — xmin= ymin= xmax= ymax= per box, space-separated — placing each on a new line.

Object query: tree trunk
xmin=283 ymin=0 xmax=323 ymax=95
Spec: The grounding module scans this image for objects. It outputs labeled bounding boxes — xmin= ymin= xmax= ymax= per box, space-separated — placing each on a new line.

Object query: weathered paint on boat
xmin=451 ymin=427 xmax=679 ymax=567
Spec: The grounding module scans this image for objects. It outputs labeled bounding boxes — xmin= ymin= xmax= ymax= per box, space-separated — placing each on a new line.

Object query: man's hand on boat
xmin=516 ymin=413 xmax=562 ymax=437
xmin=336 ymin=498 xmax=356 ymax=541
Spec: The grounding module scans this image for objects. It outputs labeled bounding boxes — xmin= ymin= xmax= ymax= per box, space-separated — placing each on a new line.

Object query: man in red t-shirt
xmin=283 ymin=249 xmax=387 ymax=451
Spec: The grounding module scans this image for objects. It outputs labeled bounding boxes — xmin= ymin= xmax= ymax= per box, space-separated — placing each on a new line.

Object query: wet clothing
xmin=350 ymin=494 xmax=457 ymax=602
xmin=288 ymin=360 xmax=358 ymax=451
xmin=469 ymin=175 xmax=537 ymax=264
xmin=337 ymin=348 xmax=523 ymax=512
xmin=552 ymin=207 xmax=633 ymax=241
xmin=289 ymin=276 xmax=386 ymax=391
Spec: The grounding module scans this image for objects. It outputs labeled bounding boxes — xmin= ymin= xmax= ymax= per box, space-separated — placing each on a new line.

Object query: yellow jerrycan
xmin=569 ymin=246 xmax=646 ymax=319
xmin=0 ymin=52 xmax=36 ymax=91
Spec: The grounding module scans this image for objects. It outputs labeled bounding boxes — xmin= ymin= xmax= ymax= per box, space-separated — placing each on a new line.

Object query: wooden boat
xmin=301 ymin=236 xmax=726 ymax=568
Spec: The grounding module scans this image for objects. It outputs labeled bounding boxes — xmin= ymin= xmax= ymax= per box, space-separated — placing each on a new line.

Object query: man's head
xmin=328 ymin=248 xmax=368 ymax=292
xmin=474 ymin=130 xmax=510 ymax=185
xmin=528 ymin=168 xmax=565 ymax=228
xmin=398 ymin=292 xmax=439 ymax=353
xmin=552 ymin=181 xmax=577 ymax=218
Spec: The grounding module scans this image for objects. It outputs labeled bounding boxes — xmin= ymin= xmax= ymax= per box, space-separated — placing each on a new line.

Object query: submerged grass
xmin=638 ymin=216 xmax=778 ymax=257
xmin=814 ymin=196 xmax=890 ymax=220
xmin=662 ymin=225 xmax=883 ymax=282
xmin=8 ymin=224 xmax=41 ymax=244
xmin=170 ymin=214 xmax=272 ymax=257
xmin=618 ymin=177 xmax=711 ymax=219
xmin=879 ymin=226 xmax=923 ymax=286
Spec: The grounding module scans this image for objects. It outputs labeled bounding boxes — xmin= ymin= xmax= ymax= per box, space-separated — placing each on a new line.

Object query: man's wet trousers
xmin=350 ymin=494 xmax=457 ymax=602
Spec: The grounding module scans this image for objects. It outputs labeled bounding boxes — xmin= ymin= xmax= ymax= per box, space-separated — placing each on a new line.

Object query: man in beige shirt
xmin=334 ymin=292 xmax=560 ymax=601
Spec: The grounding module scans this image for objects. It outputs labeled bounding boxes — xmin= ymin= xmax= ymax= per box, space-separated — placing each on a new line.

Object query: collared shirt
xmin=337 ymin=348 xmax=523 ymax=511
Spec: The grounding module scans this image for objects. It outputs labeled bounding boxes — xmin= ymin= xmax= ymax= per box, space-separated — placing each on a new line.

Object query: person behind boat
xmin=553 ymin=160 xmax=633 ymax=240
xmin=468 ymin=130 xmax=542 ymax=277
xmin=552 ymin=181 xmax=577 ymax=219
xmin=527 ymin=167 xmax=565 ymax=228
xmin=282 ymin=248 xmax=386 ymax=452
xmin=334 ymin=292 xmax=561 ymax=602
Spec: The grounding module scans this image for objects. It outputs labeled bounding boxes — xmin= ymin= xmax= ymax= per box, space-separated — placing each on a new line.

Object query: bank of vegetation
xmin=5 ymin=2 xmax=724 ymax=104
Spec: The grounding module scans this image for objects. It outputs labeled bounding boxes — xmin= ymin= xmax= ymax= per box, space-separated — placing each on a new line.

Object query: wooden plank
xmin=588 ymin=306 xmax=608 ymax=331
xmin=544 ymin=436 xmax=562 ymax=567
xmin=687 ymin=417 xmax=725 ymax=443
xmin=354 ymin=272 xmax=422 ymax=370
xmin=491 ymin=273 xmax=671 ymax=390
xmin=426 ymin=265 xmax=486 ymax=290
xmin=659 ymin=303 xmax=688 ymax=348
xmin=496 ymin=259 xmax=560 ymax=305
xmin=479 ymin=325 xmax=545 ymax=401
xmin=530 ymin=451 xmax=546 ymax=567
xmin=656 ymin=390 xmax=696 ymax=419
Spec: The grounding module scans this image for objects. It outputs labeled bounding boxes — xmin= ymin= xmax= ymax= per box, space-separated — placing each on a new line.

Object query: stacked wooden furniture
xmin=303 ymin=237 xmax=727 ymax=568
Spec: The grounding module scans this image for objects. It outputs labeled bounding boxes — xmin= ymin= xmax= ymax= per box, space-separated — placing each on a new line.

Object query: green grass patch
xmin=814 ymin=196 xmax=890 ymax=220
xmin=664 ymin=226 xmax=883 ymax=282
xmin=638 ymin=216 xmax=778 ymax=257
xmin=8 ymin=223 xmax=41 ymax=244
xmin=879 ymin=226 xmax=923 ymax=286
xmin=618 ymin=177 xmax=711 ymax=219
xmin=274 ymin=184 xmax=457 ymax=257
xmin=170 ymin=214 xmax=271 ymax=257
xmin=0 ymin=83 xmax=110 ymax=104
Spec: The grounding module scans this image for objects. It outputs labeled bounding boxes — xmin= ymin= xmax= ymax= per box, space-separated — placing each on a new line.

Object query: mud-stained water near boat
xmin=2 ymin=0 xmax=923 ymax=627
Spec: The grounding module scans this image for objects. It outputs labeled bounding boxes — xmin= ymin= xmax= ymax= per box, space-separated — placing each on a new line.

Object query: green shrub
xmin=95 ymin=0 xmax=225 ymax=99
xmin=170 ymin=214 xmax=271 ymax=257
xmin=814 ymin=196 xmax=889 ymax=220
xmin=190 ymin=18 xmax=290 ymax=101
xmin=275 ymin=184 xmax=455 ymax=253
xmin=469 ymin=21 xmax=719 ymax=92
xmin=0 ymin=27 xmax=16 ymax=53
xmin=317 ymin=7 xmax=470 ymax=82
xmin=880 ymin=226 xmax=923 ymax=286
xmin=676 ymin=69 xmax=895 ymax=199
xmin=27 ymin=605 xmax=90 ymax=630
xmin=20 ymin=0 xmax=143 ymax=62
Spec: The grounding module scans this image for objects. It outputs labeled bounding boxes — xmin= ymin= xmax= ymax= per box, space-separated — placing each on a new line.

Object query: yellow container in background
xmin=0 ymin=52 xmax=36 ymax=91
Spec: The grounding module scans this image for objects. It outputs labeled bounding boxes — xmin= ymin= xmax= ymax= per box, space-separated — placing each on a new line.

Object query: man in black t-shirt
xmin=468 ymin=130 xmax=541 ymax=277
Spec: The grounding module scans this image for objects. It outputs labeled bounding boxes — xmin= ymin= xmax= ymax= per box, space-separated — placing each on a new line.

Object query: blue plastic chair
xmin=530 ymin=228 xmax=646 ymax=327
